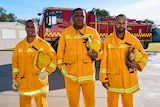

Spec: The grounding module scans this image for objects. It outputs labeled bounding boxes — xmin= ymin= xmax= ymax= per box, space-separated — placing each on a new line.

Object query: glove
xmin=37 ymin=68 xmax=49 ymax=80
xmin=12 ymin=79 xmax=18 ymax=90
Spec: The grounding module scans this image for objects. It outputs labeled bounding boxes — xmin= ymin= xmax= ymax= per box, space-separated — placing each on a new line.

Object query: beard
xmin=116 ymin=28 xmax=125 ymax=34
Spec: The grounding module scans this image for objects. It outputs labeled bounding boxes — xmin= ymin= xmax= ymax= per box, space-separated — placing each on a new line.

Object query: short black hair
xmin=116 ymin=14 xmax=127 ymax=20
xmin=73 ymin=8 xmax=84 ymax=14
xmin=25 ymin=19 xmax=38 ymax=26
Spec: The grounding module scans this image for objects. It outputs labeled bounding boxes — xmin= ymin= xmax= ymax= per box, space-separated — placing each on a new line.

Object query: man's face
xmin=25 ymin=21 xmax=37 ymax=37
xmin=115 ymin=16 xmax=127 ymax=34
xmin=72 ymin=10 xmax=85 ymax=30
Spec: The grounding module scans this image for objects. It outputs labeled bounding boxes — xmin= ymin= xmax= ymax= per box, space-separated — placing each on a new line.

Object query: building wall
xmin=0 ymin=27 xmax=26 ymax=50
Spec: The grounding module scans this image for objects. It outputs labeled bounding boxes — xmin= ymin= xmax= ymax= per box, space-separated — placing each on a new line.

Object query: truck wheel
xmin=49 ymin=38 xmax=59 ymax=52
xmin=143 ymin=41 xmax=149 ymax=49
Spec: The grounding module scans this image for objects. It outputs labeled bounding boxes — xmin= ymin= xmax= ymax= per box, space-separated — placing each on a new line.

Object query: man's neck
xmin=116 ymin=32 xmax=125 ymax=40
xmin=73 ymin=24 xmax=83 ymax=31
xmin=26 ymin=36 xmax=35 ymax=43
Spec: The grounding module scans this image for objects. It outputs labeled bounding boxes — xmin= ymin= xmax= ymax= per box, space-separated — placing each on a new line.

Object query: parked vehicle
xmin=38 ymin=7 xmax=152 ymax=50
xmin=152 ymin=28 xmax=160 ymax=42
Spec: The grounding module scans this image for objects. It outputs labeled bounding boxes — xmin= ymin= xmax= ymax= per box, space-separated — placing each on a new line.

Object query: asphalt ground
xmin=0 ymin=51 xmax=160 ymax=107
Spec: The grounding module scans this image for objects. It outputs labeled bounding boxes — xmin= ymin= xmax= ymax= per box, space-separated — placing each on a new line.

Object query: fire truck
xmin=37 ymin=7 xmax=152 ymax=51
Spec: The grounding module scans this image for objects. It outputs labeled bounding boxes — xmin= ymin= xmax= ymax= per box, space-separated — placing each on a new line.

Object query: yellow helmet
xmin=86 ymin=37 xmax=102 ymax=53
xmin=34 ymin=51 xmax=51 ymax=71
xmin=134 ymin=49 xmax=142 ymax=62
xmin=128 ymin=44 xmax=142 ymax=63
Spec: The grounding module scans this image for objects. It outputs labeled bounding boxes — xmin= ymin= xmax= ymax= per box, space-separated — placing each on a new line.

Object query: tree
xmin=96 ymin=8 xmax=110 ymax=20
xmin=7 ymin=13 xmax=17 ymax=22
xmin=0 ymin=7 xmax=17 ymax=22
xmin=0 ymin=13 xmax=8 ymax=21
xmin=0 ymin=7 xmax=7 ymax=21
xmin=17 ymin=18 xmax=40 ymax=25
xmin=17 ymin=19 xmax=26 ymax=25
xmin=0 ymin=7 xmax=6 ymax=16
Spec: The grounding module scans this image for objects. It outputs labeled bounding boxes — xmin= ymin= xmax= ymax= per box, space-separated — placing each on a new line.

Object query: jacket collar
xmin=24 ymin=35 xmax=39 ymax=44
xmin=70 ymin=24 xmax=87 ymax=35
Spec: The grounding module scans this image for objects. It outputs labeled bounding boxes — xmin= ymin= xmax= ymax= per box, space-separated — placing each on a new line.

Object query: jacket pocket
xmin=83 ymin=59 xmax=93 ymax=64
xmin=108 ymin=74 xmax=122 ymax=88
xmin=64 ymin=54 xmax=76 ymax=64
xmin=82 ymin=59 xmax=94 ymax=75
xmin=129 ymin=71 xmax=138 ymax=86
xmin=17 ymin=76 xmax=25 ymax=88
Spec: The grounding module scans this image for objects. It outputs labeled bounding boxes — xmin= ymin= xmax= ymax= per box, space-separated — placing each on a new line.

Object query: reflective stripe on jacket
xmin=19 ymin=86 xmax=49 ymax=96
xmin=12 ymin=35 xmax=57 ymax=96
xmin=100 ymin=30 xmax=148 ymax=93
xmin=57 ymin=24 xmax=102 ymax=83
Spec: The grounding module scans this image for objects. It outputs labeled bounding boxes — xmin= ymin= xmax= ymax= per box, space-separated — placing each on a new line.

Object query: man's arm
xmin=57 ymin=32 xmax=66 ymax=70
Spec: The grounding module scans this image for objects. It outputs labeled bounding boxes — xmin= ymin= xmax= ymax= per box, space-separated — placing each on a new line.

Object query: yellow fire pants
xmin=64 ymin=77 xmax=96 ymax=107
xmin=107 ymin=90 xmax=133 ymax=107
xmin=19 ymin=93 xmax=48 ymax=107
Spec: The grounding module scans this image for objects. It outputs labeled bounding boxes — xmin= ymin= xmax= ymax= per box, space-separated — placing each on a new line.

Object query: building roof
xmin=0 ymin=22 xmax=25 ymax=29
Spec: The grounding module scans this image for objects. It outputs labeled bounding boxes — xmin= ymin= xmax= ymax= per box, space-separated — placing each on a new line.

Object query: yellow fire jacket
xmin=57 ymin=24 xmax=102 ymax=83
xmin=12 ymin=35 xmax=57 ymax=96
xmin=99 ymin=30 xmax=148 ymax=93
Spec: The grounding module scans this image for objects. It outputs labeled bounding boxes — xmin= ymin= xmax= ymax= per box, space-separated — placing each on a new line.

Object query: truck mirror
xmin=37 ymin=13 xmax=42 ymax=16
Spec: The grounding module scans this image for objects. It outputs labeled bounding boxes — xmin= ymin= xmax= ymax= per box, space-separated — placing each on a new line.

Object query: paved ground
xmin=0 ymin=51 xmax=160 ymax=107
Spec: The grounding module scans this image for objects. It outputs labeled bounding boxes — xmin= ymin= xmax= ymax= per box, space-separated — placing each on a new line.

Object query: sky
xmin=1 ymin=0 xmax=160 ymax=25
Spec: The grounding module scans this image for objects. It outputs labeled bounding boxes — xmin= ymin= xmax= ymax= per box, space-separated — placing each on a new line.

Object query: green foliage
xmin=0 ymin=7 xmax=17 ymax=22
xmin=7 ymin=13 xmax=17 ymax=22
xmin=17 ymin=19 xmax=27 ymax=25
xmin=95 ymin=8 xmax=110 ymax=20
xmin=0 ymin=13 xmax=8 ymax=21
xmin=0 ymin=7 xmax=40 ymax=25
xmin=0 ymin=6 xmax=156 ymax=27
xmin=0 ymin=7 xmax=6 ymax=14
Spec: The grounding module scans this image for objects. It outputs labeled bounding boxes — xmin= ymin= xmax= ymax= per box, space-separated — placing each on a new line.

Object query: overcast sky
xmin=1 ymin=0 xmax=160 ymax=25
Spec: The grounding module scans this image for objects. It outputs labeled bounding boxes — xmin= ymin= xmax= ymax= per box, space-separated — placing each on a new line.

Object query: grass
xmin=3 ymin=48 xmax=14 ymax=51
xmin=146 ymin=43 xmax=160 ymax=51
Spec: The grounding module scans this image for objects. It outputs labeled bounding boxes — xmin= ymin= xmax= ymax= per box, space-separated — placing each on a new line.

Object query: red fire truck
xmin=37 ymin=7 xmax=152 ymax=50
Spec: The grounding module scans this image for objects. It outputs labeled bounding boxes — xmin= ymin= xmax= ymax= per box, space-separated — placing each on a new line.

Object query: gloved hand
xmin=12 ymin=79 xmax=18 ymax=90
xmin=37 ymin=68 xmax=49 ymax=80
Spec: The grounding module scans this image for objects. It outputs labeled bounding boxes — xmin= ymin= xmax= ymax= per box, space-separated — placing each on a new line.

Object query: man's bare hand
xmin=126 ymin=60 xmax=141 ymax=71
xmin=102 ymin=82 xmax=109 ymax=89
xmin=88 ymin=49 xmax=98 ymax=60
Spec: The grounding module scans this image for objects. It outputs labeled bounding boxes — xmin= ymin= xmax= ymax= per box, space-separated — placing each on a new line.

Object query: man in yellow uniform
xmin=12 ymin=19 xmax=57 ymax=107
xmin=99 ymin=14 xmax=148 ymax=107
xmin=57 ymin=8 xmax=102 ymax=107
